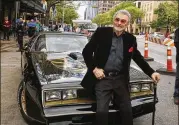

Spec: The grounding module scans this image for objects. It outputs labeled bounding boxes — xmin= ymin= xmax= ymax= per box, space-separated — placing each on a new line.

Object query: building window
xmin=148 ymin=13 xmax=150 ymax=22
xmin=138 ymin=2 xmax=141 ymax=8
xmin=145 ymin=14 xmax=147 ymax=22
xmin=146 ymin=14 xmax=148 ymax=22
xmin=150 ymin=3 xmax=152 ymax=11
xmin=150 ymin=13 xmax=152 ymax=22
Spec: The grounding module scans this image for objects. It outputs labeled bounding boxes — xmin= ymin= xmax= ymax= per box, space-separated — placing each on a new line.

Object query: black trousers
xmin=17 ymin=38 xmax=23 ymax=50
xmin=94 ymin=75 xmax=133 ymax=125
xmin=3 ymin=29 xmax=10 ymax=40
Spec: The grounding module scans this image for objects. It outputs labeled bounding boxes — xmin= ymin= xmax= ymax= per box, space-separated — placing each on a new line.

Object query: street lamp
xmin=165 ymin=16 xmax=170 ymax=38
xmin=61 ymin=4 xmax=75 ymax=28
xmin=138 ymin=17 xmax=142 ymax=34
xmin=62 ymin=6 xmax=64 ymax=28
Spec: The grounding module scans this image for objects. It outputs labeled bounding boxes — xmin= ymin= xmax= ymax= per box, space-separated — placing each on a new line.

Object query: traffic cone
xmin=144 ymin=32 xmax=154 ymax=61
xmin=167 ymin=46 xmax=173 ymax=71
xmin=156 ymin=45 xmax=176 ymax=76
xmin=144 ymin=41 xmax=148 ymax=58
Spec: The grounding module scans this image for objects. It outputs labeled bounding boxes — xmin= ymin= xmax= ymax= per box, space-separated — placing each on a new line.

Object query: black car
xmin=17 ymin=32 xmax=158 ymax=125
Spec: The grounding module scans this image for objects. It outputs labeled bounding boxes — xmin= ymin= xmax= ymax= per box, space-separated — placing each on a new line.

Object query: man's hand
xmin=151 ymin=72 xmax=160 ymax=83
xmin=93 ymin=67 xmax=105 ymax=80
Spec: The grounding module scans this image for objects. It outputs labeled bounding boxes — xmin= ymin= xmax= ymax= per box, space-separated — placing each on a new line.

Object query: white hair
xmin=113 ymin=10 xmax=131 ymax=23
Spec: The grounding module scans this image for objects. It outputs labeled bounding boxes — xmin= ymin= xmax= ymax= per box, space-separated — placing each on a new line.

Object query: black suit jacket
xmin=174 ymin=28 xmax=179 ymax=62
xmin=81 ymin=27 xmax=154 ymax=94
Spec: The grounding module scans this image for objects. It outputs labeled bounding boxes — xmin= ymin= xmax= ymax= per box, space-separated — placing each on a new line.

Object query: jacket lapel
xmin=105 ymin=28 xmax=113 ymax=58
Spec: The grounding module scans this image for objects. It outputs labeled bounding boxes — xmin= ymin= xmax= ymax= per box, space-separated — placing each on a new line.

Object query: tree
xmin=92 ymin=14 xmax=103 ymax=26
xmin=53 ymin=5 xmax=78 ymax=24
xmin=45 ymin=0 xmax=79 ymax=25
xmin=100 ymin=2 xmax=144 ymax=33
xmin=92 ymin=12 xmax=111 ymax=26
xmin=151 ymin=2 xmax=178 ymax=31
xmin=123 ymin=6 xmax=144 ymax=33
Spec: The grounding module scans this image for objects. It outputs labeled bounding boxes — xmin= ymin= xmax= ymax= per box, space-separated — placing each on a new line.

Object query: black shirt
xmin=104 ymin=32 xmax=123 ymax=72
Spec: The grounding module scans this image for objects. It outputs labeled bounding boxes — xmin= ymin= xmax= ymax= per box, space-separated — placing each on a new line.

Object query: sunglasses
xmin=114 ymin=18 xmax=127 ymax=24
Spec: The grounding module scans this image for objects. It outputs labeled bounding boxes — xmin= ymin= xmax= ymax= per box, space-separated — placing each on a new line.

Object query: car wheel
xmin=17 ymin=80 xmax=46 ymax=125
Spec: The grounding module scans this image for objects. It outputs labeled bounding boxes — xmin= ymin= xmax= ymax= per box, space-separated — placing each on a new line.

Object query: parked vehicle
xmin=17 ymin=32 xmax=158 ymax=125
xmin=149 ymin=32 xmax=165 ymax=40
xmin=72 ymin=20 xmax=97 ymax=37
xmin=42 ymin=26 xmax=49 ymax=31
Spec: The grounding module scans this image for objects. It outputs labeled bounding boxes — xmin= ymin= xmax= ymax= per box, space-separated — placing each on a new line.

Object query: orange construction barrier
xmin=156 ymin=45 xmax=176 ymax=75
xmin=144 ymin=32 xmax=149 ymax=58
xmin=166 ymin=46 xmax=173 ymax=72
xmin=144 ymin=41 xmax=148 ymax=58
xmin=145 ymin=32 xmax=149 ymax=41
xmin=163 ymin=38 xmax=174 ymax=47
xmin=144 ymin=32 xmax=154 ymax=61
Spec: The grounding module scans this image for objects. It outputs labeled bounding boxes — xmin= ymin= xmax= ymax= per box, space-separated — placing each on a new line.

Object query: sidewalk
xmin=1 ymin=36 xmax=29 ymax=52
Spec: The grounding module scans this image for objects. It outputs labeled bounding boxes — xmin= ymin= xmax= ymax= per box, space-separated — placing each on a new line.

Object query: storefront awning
xmin=20 ymin=0 xmax=45 ymax=13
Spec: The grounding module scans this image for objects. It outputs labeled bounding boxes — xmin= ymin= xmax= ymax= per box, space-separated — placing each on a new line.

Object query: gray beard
xmin=114 ymin=26 xmax=126 ymax=32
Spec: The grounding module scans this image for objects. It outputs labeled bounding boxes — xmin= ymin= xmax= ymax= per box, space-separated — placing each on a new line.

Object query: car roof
xmin=39 ymin=31 xmax=85 ymax=36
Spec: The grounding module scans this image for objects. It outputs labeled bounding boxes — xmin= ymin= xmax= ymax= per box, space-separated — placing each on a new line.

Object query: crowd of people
xmin=49 ymin=23 xmax=83 ymax=33
xmin=1 ymin=16 xmax=43 ymax=51
xmin=2 ymin=17 xmax=43 ymax=39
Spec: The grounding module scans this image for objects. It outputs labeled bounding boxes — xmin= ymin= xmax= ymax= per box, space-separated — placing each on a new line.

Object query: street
xmin=136 ymin=36 xmax=176 ymax=68
xmin=1 ymin=36 xmax=178 ymax=125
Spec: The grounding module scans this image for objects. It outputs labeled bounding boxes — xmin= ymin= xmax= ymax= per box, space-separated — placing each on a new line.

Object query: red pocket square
xmin=128 ymin=47 xmax=133 ymax=52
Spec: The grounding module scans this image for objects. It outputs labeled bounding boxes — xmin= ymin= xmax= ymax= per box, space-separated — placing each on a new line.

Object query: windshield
xmin=34 ymin=34 xmax=88 ymax=52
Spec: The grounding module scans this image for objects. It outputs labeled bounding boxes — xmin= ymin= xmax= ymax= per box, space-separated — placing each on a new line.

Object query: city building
xmin=133 ymin=1 xmax=172 ymax=34
xmin=84 ymin=8 xmax=87 ymax=20
xmin=84 ymin=0 xmax=98 ymax=20
xmin=98 ymin=1 xmax=120 ymax=14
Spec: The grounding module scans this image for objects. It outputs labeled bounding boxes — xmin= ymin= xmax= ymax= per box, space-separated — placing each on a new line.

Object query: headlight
xmin=130 ymin=84 xmax=141 ymax=93
xmin=62 ymin=89 xmax=77 ymax=100
xmin=141 ymin=84 xmax=150 ymax=91
xmin=45 ymin=90 xmax=61 ymax=102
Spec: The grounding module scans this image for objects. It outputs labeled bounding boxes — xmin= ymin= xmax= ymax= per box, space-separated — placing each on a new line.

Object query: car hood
xmin=31 ymin=52 xmax=153 ymax=85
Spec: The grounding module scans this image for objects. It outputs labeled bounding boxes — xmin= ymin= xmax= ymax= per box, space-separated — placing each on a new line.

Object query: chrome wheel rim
xmin=21 ymin=89 xmax=27 ymax=115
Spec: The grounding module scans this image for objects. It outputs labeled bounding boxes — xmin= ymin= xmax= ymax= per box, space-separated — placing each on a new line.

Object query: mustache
xmin=114 ymin=26 xmax=126 ymax=32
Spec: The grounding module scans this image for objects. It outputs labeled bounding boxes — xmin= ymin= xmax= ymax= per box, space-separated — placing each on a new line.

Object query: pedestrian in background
xmin=16 ymin=18 xmax=25 ymax=52
xmin=174 ymin=28 xmax=179 ymax=105
xmin=12 ymin=19 xmax=16 ymax=37
xmin=27 ymin=19 xmax=36 ymax=37
xmin=36 ymin=20 xmax=41 ymax=33
xmin=81 ymin=10 xmax=160 ymax=125
xmin=3 ymin=16 xmax=11 ymax=41
xmin=54 ymin=24 xmax=58 ymax=31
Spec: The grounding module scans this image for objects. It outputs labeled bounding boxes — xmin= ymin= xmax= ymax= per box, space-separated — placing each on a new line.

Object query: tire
xmin=17 ymin=80 xmax=46 ymax=125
